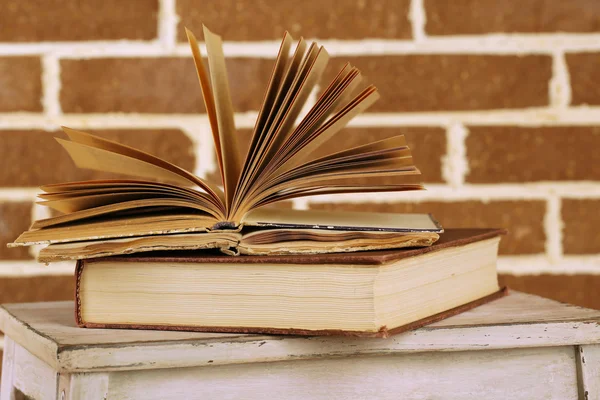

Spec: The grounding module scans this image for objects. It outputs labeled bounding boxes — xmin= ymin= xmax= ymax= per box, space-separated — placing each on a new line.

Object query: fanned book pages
xmin=9 ymin=26 xmax=442 ymax=263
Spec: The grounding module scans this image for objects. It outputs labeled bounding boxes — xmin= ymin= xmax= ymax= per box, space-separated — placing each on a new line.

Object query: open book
xmin=10 ymin=26 xmax=442 ymax=262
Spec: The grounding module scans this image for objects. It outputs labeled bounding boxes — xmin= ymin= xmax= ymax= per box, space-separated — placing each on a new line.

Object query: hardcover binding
xmin=87 ymin=228 xmax=507 ymax=266
xmin=74 ymin=258 xmax=507 ymax=338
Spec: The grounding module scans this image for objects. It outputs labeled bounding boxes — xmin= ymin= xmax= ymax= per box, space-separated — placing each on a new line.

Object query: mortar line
xmin=497 ymin=256 xmax=600 ymax=275
xmin=7 ymin=107 xmax=600 ymax=129
xmin=545 ymin=195 xmax=563 ymax=264
xmin=409 ymin=0 xmax=427 ymax=42
xmin=41 ymin=55 xmax=61 ymax=117
xmin=0 ymin=189 xmax=40 ymax=201
xmin=291 ymin=198 xmax=309 ymax=210
xmin=157 ymin=0 xmax=178 ymax=52
xmin=192 ymin=123 xmax=218 ymax=179
xmin=28 ymin=203 xmax=50 ymax=259
xmin=550 ymin=49 xmax=572 ymax=108
xmin=0 ymin=261 xmax=75 ymax=276
xmin=2 ymin=184 xmax=600 ymax=202
xmin=442 ymin=123 xmax=468 ymax=187
xmin=303 ymin=185 xmax=600 ymax=203
xmin=4 ymin=35 xmax=600 ymax=57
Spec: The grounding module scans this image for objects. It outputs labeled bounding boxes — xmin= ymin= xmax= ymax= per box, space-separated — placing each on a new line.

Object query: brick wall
xmin=1 ymin=0 xmax=600 ymax=359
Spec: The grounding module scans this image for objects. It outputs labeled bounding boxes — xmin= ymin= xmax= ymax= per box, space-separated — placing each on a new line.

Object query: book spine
xmin=74 ymin=259 xmax=85 ymax=327
xmin=210 ymin=221 xmax=238 ymax=230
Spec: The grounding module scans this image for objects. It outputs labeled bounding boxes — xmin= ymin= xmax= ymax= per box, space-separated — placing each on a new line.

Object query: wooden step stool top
xmin=1 ymin=291 xmax=600 ymax=400
xmin=1 ymin=291 xmax=599 ymax=373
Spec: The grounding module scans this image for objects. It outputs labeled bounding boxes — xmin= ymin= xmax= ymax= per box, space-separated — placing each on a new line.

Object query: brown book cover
xmin=75 ymin=228 xmax=507 ymax=337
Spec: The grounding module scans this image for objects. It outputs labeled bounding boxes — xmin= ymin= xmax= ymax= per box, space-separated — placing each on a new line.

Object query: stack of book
xmin=10 ymin=26 xmax=506 ymax=337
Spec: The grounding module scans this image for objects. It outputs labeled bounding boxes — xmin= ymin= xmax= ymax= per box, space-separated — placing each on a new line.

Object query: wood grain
xmin=577 ymin=344 xmax=600 ymax=400
xmin=1 ymin=292 xmax=600 ymax=373
xmin=7 ymin=339 xmax=57 ymax=400
xmin=105 ymin=347 xmax=578 ymax=400
xmin=0 ymin=337 xmax=14 ymax=400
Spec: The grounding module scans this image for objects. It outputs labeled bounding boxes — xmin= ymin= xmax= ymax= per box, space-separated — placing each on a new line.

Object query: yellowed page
xmin=39 ymin=191 xmax=225 ymax=215
xmin=281 ymin=86 xmax=380 ymax=170
xmin=235 ymin=88 xmax=413 ymax=216
xmin=41 ymin=179 xmax=180 ymax=192
xmin=298 ymin=134 xmax=408 ymax=167
xmin=278 ymin=67 xmax=360 ymax=157
xmin=62 ymin=127 xmax=224 ymax=203
xmin=57 ymin=139 xmax=196 ymax=186
xmin=13 ymin=213 xmax=214 ymax=246
xmin=246 ymin=85 xmax=381 ymax=209
xmin=232 ymin=44 xmax=351 ymax=222
xmin=240 ymin=169 xmax=420 ymax=217
xmin=241 ymin=32 xmax=293 ymax=177
xmin=30 ymin=198 xmax=221 ymax=229
xmin=243 ymin=163 xmax=419 ymax=211
xmin=250 ymin=45 xmax=330 ymax=189
xmin=38 ymin=231 xmax=241 ymax=263
xmin=264 ymin=138 xmax=412 ymax=188
xmin=186 ymin=28 xmax=223 ymax=184
xmin=243 ymin=209 xmax=441 ymax=232
xmin=39 ymin=187 xmax=199 ymax=203
xmin=271 ymin=65 xmax=362 ymax=172
xmin=242 ymin=228 xmax=435 ymax=245
xmin=256 ymin=155 xmax=416 ymax=201
xmin=233 ymin=38 xmax=307 ymax=210
xmin=239 ymin=233 xmax=439 ymax=256
xmin=248 ymin=183 xmax=423 ymax=211
xmin=12 ymin=29 xmax=431 ymax=260
xmin=40 ymin=180 xmax=224 ymax=210
xmin=257 ymin=38 xmax=309 ymax=144
xmin=203 ymin=25 xmax=241 ymax=213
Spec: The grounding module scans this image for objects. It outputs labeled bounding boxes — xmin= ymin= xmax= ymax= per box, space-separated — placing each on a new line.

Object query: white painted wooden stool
xmin=1 ymin=292 xmax=599 ymax=400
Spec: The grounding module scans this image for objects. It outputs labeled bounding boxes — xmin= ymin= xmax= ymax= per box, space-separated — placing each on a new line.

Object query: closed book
xmin=75 ymin=228 xmax=507 ymax=338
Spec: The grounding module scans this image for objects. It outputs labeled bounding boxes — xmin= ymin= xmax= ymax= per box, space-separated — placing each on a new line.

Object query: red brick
xmin=466 ymin=126 xmax=600 ymax=183
xmin=309 ymin=200 xmax=546 ymax=254
xmin=499 ymin=274 xmax=600 ymax=310
xmin=0 ymin=202 xmax=33 ymax=260
xmin=0 ymin=57 xmax=42 ymax=112
xmin=425 ymin=0 xmax=600 ymax=35
xmin=562 ymin=199 xmax=600 ymax=254
xmin=325 ymin=55 xmax=552 ymax=112
xmin=0 ymin=0 xmax=158 ymax=42
xmin=567 ymin=53 xmax=600 ymax=106
xmin=60 ymin=58 xmax=273 ymax=113
xmin=0 ymin=129 xmax=195 ymax=187
xmin=0 ymin=275 xmax=74 ymax=304
xmin=178 ymin=0 xmax=412 ymax=41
